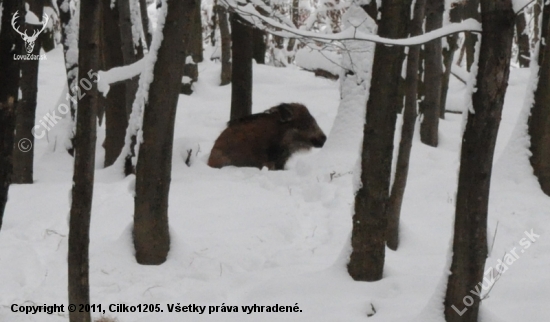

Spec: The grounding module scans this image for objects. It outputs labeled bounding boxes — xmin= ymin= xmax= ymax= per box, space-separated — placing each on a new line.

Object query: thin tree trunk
xmin=386 ymin=0 xmax=426 ymax=251
xmin=285 ymin=0 xmax=300 ymax=63
xmin=217 ymin=5 xmax=231 ymax=85
xmin=68 ymin=0 xmax=102 ymax=321
xmin=12 ymin=0 xmax=44 ymax=184
xmin=348 ymin=0 xmax=411 ymax=282
xmin=101 ymin=0 xmax=128 ymax=168
xmin=56 ymin=0 xmax=79 ymax=154
xmin=230 ymin=14 xmax=253 ymax=120
xmin=134 ymin=0 xmax=195 ymax=265
xmin=253 ymin=28 xmax=266 ymax=64
xmin=440 ymin=2 xmax=462 ymax=117
xmin=420 ymin=0 xmax=443 ymax=147
xmin=119 ymin=0 xmax=140 ymax=116
xmin=529 ymin=3 xmax=550 ymax=196
xmin=516 ymin=10 xmax=530 ymax=67
xmin=181 ymin=0 xmax=202 ymax=95
xmin=444 ymin=1 xmax=514 ymax=321
xmin=0 ymin=0 xmax=24 ymax=228
xmin=464 ymin=0 xmax=480 ymax=72
xmin=139 ymin=0 xmax=152 ymax=48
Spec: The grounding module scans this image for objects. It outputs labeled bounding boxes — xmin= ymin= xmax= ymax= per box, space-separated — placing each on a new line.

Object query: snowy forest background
xmin=0 ymin=0 xmax=549 ymax=321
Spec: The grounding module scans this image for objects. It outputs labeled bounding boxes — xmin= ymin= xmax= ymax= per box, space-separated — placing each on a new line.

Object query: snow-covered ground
xmin=1 ymin=45 xmax=549 ymax=322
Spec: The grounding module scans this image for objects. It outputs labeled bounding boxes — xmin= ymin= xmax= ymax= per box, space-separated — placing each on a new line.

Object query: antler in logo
xmin=11 ymin=11 xmax=49 ymax=54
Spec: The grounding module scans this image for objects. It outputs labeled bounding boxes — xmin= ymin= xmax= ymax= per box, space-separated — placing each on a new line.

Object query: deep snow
xmin=0 ymin=42 xmax=549 ymax=322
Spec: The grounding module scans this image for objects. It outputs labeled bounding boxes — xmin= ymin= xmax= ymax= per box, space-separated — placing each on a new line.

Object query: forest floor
xmin=1 ymin=46 xmax=549 ymax=322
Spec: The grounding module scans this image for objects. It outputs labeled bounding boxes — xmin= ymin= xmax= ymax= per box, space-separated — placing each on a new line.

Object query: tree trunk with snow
xmin=440 ymin=2 xmax=462 ymax=117
xmin=529 ymin=3 xmax=550 ymax=196
xmin=119 ymin=0 xmax=142 ymax=116
xmin=0 ymin=0 xmax=24 ymax=228
xmin=463 ymin=0 xmax=480 ymax=72
xmin=217 ymin=5 xmax=231 ymax=86
xmin=56 ymin=0 xmax=79 ymax=154
xmin=101 ymin=0 xmax=128 ymax=168
xmin=181 ymin=0 xmax=202 ymax=95
xmin=444 ymin=1 xmax=514 ymax=321
xmin=420 ymin=0 xmax=443 ymax=147
xmin=515 ymin=10 xmax=530 ymax=68
xmin=348 ymin=0 xmax=411 ymax=282
xmin=68 ymin=0 xmax=102 ymax=320
xmin=134 ymin=0 xmax=195 ymax=265
xmin=139 ymin=0 xmax=153 ymax=48
xmin=230 ymin=14 xmax=253 ymax=120
xmin=386 ymin=0 xmax=426 ymax=251
xmin=12 ymin=0 xmax=44 ymax=184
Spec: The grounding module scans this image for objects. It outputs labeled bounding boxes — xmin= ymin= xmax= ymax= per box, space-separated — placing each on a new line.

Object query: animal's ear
xmin=278 ymin=104 xmax=294 ymax=122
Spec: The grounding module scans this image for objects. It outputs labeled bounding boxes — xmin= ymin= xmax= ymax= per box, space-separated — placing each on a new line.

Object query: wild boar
xmin=208 ymin=103 xmax=327 ymax=170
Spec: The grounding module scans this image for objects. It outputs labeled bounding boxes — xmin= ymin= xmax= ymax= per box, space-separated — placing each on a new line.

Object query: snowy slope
xmin=0 ymin=45 xmax=548 ymax=322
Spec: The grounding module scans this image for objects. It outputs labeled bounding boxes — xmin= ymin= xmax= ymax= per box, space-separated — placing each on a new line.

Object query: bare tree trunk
xmin=529 ymin=3 xmax=550 ymax=196
xmin=440 ymin=2 xmax=462 ymax=117
xmin=12 ymin=0 xmax=44 ymax=184
xmin=0 ymin=0 xmax=24 ymax=229
xmin=386 ymin=0 xmax=426 ymax=251
xmin=217 ymin=5 xmax=231 ymax=85
xmin=420 ymin=0 xmax=443 ymax=147
xmin=253 ymin=28 xmax=267 ymax=64
xmin=134 ymin=0 xmax=195 ymax=265
xmin=348 ymin=0 xmax=411 ymax=282
xmin=230 ymin=14 xmax=253 ymax=120
xmin=101 ymin=0 xmax=128 ymax=168
xmin=444 ymin=1 xmax=514 ymax=321
xmin=68 ymin=0 xmax=102 ymax=321
xmin=516 ymin=10 xmax=530 ymax=67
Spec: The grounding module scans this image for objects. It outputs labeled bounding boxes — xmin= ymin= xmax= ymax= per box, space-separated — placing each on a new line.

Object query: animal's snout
xmin=311 ymin=134 xmax=327 ymax=148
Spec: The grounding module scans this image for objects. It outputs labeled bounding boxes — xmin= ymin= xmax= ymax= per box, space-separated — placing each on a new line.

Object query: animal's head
xmin=11 ymin=11 xmax=49 ymax=54
xmin=267 ymin=103 xmax=327 ymax=151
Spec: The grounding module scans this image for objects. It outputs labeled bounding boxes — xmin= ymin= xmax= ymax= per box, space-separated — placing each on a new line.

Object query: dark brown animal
xmin=208 ymin=103 xmax=327 ymax=170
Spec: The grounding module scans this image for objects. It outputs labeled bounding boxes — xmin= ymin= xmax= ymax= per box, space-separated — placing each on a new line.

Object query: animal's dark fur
xmin=208 ymin=103 xmax=327 ymax=170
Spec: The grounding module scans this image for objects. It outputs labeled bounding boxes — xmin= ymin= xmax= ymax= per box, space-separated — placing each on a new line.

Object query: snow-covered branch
xmin=221 ymin=0 xmax=482 ymax=46
xmin=97 ymin=58 xmax=146 ymax=95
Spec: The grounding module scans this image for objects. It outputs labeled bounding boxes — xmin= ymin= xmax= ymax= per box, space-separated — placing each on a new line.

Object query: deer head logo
xmin=11 ymin=11 xmax=49 ymax=54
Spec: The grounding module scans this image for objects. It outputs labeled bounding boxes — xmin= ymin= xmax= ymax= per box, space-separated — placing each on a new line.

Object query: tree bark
xmin=515 ymin=10 xmax=530 ymax=68
xmin=0 ymin=0 xmax=24 ymax=228
xmin=230 ymin=14 xmax=253 ymax=120
xmin=253 ymin=28 xmax=267 ymax=64
xmin=386 ymin=0 xmax=426 ymax=251
xmin=118 ymin=0 xmax=141 ymax=116
xmin=217 ymin=5 xmax=231 ymax=86
xmin=134 ymin=0 xmax=195 ymax=265
xmin=68 ymin=0 xmax=102 ymax=321
xmin=12 ymin=0 xmax=44 ymax=184
xmin=529 ymin=3 xmax=550 ymax=196
xmin=420 ymin=0 xmax=443 ymax=147
xmin=348 ymin=0 xmax=411 ymax=282
xmin=181 ymin=0 xmax=201 ymax=95
xmin=440 ymin=2 xmax=462 ymax=117
xmin=101 ymin=0 xmax=128 ymax=168
xmin=444 ymin=1 xmax=514 ymax=321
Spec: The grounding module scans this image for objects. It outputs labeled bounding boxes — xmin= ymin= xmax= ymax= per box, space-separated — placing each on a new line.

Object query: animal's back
xmin=208 ymin=114 xmax=280 ymax=169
